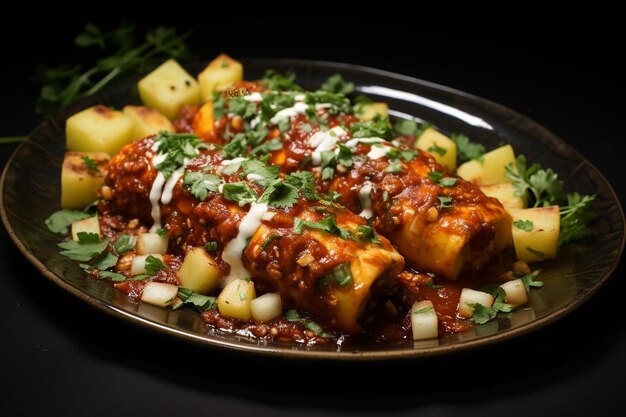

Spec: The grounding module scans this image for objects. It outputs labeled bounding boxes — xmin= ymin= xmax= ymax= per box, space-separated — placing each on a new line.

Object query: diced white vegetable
xmin=411 ymin=300 xmax=438 ymax=340
xmin=71 ymin=216 xmax=101 ymax=241
xmin=250 ymin=292 xmax=282 ymax=322
xmin=141 ymin=282 xmax=178 ymax=307
xmin=499 ymin=279 xmax=529 ymax=307
xmin=131 ymin=254 xmax=163 ymax=276
xmin=176 ymin=247 xmax=222 ymax=294
xmin=458 ymin=288 xmax=494 ymax=318
xmin=217 ymin=278 xmax=256 ymax=320
xmin=136 ymin=232 xmax=168 ymax=255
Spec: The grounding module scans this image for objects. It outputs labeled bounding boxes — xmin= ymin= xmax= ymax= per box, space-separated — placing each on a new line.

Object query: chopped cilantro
xmin=428 ymin=171 xmax=444 ymax=182
xmin=222 ymin=182 xmax=258 ymax=206
xmin=437 ymin=196 xmax=453 ymax=209
xmin=81 ymin=155 xmax=99 ymax=172
xmin=425 ymin=282 xmax=443 ymax=290
xmin=521 ymin=272 xmax=544 ymax=291
xmin=471 ymin=288 xmax=513 ymax=324
xmin=284 ymin=309 xmax=334 ymax=338
xmin=58 ymin=233 xmax=109 ymax=262
xmin=438 ymin=177 xmax=457 ymax=188
xmin=284 ymin=171 xmax=319 ymax=200
xmin=222 ymin=133 xmax=249 ymax=159
xmin=156 ymin=228 xmax=168 ymax=237
xmin=145 ymin=255 xmax=167 ymax=275
xmin=400 ymin=150 xmax=417 ymax=161
xmin=559 ymin=193 xmax=596 ymax=245
xmin=351 ymin=116 xmax=392 ymax=140
xmin=353 ymin=225 xmax=381 ymax=244
xmin=450 ymin=133 xmax=486 ymax=163
xmin=174 ymin=288 xmax=216 ymax=311
xmin=293 ymin=216 xmax=349 ymax=239
xmin=91 ymin=252 xmax=118 ymax=270
xmin=336 ymin=143 xmax=353 ymax=167
xmin=98 ymin=270 xmax=126 ymax=282
xmin=261 ymin=70 xmax=303 ymax=91
xmin=241 ymin=159 xmax=279 ymax=186
xmin=321 ymin=262 xmax=353 ymax=287
xmin=277 ymin=117 xmax=291 ymax=133
xmin=153 ymin=132 xmax=206 ymax=179
xmin=513 ymin=220 xmax=534 ymax=231
xmin=384 ymin=159 xmax=402 ymax=173
xmin=183 ymin=171 xmax=222 ymax=201
xmin=45 ymin=209 xmax=91 ymax=234
xmin=320 ymin=74 xmax=355 ymax=95
xmin=427 ymin=144 xmax=447 ymax=156
xmin=113 ymin=234 xmax=136 ymax=255
xmin=258 ymin=180 xmax=299 ymax=209
xmin=204 ymin=241 xmax=218 ymax=252
xmin=250 ymin=138 xmax=283 ymax=156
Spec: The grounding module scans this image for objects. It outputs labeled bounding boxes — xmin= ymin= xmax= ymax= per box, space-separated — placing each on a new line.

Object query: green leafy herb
xmin=385 ymin=159 xmax=402 ymax=173
xmin=113 ymin=234 xmax=136 ymax=255
xmin=353 ymin=225 xmax=381 ymax=244
xmin=425 ymin=282 xmax=443 ymax=290
xmin=58 ymin=233 xmax=109 ymax=262
xmin=241 ymin=159 xmax=280 ymax=186
xmin=250 ymin=138 xmax=283 ymax=156
xmin=222 ymin=182 xmax=258 ymax=206
xmin=98 ymin=270 xmax=127 ymax=282
xmin=427 ymin=144 xmax=447 ymax=156
xmin=204 ymin=241 xmax=218 ymax=252
xmin=520 ymin=272 xmax=544 ymax=291
xmin=320 ymin=74 xmax=355 ymax=95
xmin=450 ymin=133 xmax=486 ymax=163
xmin=145 ymin=255 xmax=167 ymax=275
xmin=284 ymin=171 xmax=319 ymax=200
xmin=336 ymin=143 xmax=353 ymax=167
xmin=413 ymin=306 xmax=434 ymax=314
xmin=284 ymin=309 xmax=334 ymax=338
xmin=45 ymin=210 xmax=91 ymax=234
xmin=559 ymin=193 xmax=596 ymax=245
xmin=350 ymin=116 xmax=392 ymax=140
xmin=261 ymin=70 xmax=303 ymax=91
xmin=174 ymin=288 xmax=216 ymax=311
xmin=277 ymin=117 xmax=292 ymax=133
xmin=438 ymin=177 xmax=457 ymax=187
xmin=222 ymin=133 xmax=249 ymax=159
xmin=156 ymin=228 xmax=168 ymax=237
xmin=526 ymin=247 xmax=545 ymax=259
xmin=91 ymin=252 xmax=118 ymax=270
xmin=128 ymin=274 xmax=150 ymax=281
xmin=437 ymin=196 xmax=453 ymax=209
xmin=321 ymin=262 xmax=353 ymax=287
xmin=153 ymin=132 xmax=206 ymax=178
xmin=305 ymin=91 xmax=351 ymax=115
xmin=261 ymin=235 xmax=282 ymax=250
xmin=505 ymin=155 xmax=563 ymax=207
xmin=81 ymin=155 xmax=99 ymax=172
xmin=471 ymin=288 xmax=513 ymax=324
xmin=183 ymin=171 xmax=221 ymax=201
xmin=428 ymin=171 xmax=444 ymax=182
xmin=293 ymin=216 xmax=349 ymax=239
xmin=513 ymin=219 xmax=534 ymax=231
xmin=400 ymin=150 xmax=417 ymax=161
xmin=393 ymin=119 xmax=419 ymax=136
xmin=36 ymin=24 xmax=192 ymax=117
xmin=299 ymin=123 xmax=313 ymax=133
xmin=258 ymin=180 xmax=299 ymax=209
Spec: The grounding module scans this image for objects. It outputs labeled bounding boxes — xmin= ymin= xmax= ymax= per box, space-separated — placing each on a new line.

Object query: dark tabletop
xmin=1 ymin=12 xmax=624 ymax=417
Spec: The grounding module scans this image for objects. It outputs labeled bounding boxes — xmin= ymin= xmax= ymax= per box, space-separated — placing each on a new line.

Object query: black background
xmin=1 ymin=10 xmax=624 ymax=417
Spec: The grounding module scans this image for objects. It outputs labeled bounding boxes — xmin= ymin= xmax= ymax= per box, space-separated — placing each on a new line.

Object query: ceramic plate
xmin=1 ymin=59 xmax=624 ymax=360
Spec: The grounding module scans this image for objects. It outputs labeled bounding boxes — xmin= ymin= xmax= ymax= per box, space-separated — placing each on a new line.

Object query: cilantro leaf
xmin=336 ymin=143 xmax=353 ymax=167
xmin=471 ymin=288 xmax=513 ymax=324
xmin=222 ymin=182 xmax=258 ymax=206
xmin=437 ymin=196 xmax=453 ymax=209
xmin=513 ymin=219 xmax=534 ymax=231
xmin=241 ymin=159 xmax=279 ymax=186
xmin=81 ymin=155 xmax=99 ymax=172
xmin=353 ymin=225 xmax=381 ymax=244
xmin=45 ymin=210 xmax=91 ymax=234
xmin=58 ymin=234 xmax=109 ymax=262
xmin=284 ymin=171 xmax=319 ymax=200
xmin=113 ymin=234 xmax=136 ymax=255
xmin=222 ymin=133 xmax=248 ymax=159
xmin=438 ymin=177 xmax=457 ymax=187
xmin=261 ymin=70 xmax=303 ymax=91
xmin=520 ymin=272 xmax=544 ymax=291
xmin=450 ymin=133 xmax=486 ymax=163
xmin=91 ymin=251 xmax=118 ymax=270
xmin=284 ymin=309 xmax=334 ymax=338
xmin=258 ymin=180 xmax=299 ymax=209
xmin=250 ymin=138 xmax=283 ymax=156
xmin=174 ymin=288 xmax=216 ymax=312
xmin=145 ymin=255 xmax=167 ymax=275
xmin=427 ymin=144 xmax=447 ymax=156
xmin=320 ymin=74 xmax=355 ymax=95
xmin=183 ymin=171 xmax=222 ymax=201
xmin=153 ymin=132 xmax=206 ymax=178
xmin=384 ymin=159 xmax=402 ymax=173
xmin=393 ymin=119 xmax=419 ymax=136
xmin=205 ymin=241 xmax=218 ymax=252
xmin=505 ymin=154 xmax=564 ymax=207
xmin=293 ymin=216 xmax=350 ymax=239
xmin=428 ymin=171 xmax=444 ymax=182
xmin=350 ymin=116 xmax=392 ymax=140
xmin=559 ymin=193 xmax=596 ymax=245
xmin=98 ymin=270 xmax=127 ymax=282
xmin=321 ymin=262 xmax=353 ymax=287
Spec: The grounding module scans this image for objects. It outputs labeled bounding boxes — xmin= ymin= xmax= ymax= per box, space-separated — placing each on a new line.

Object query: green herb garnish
xmin=81 ymin=155 xmax=99 ymax=172
xmin=145 ymin=255 xmax=167 ymax=275
xmin=513 ymin=220 xmax=534 ymax=231
xmin=174 ymin=288 xmax=216 ymax=311
xmin=45 ymin=210 xmax=91 ymax=234
xmin=450 ymin=133 xmax=486 ymax=163
xmin=58 ymin=232 xmax=109 ymax=262
xmin=113 ymin=234 xmax=136 ymax=255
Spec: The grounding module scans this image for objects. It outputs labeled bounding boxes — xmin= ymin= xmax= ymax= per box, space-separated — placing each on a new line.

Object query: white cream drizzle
xmin=269 ymin=102 xmax=309 ymax=124
xmin=246 ymin=173 xmax=265 ymax=181
xmin=161 ymin=166 xmax=185 ymax=205
xmin=149 ymin=172 xmax=166 ymax=232
xmin=344 ymin=137 xmax=388 ymax=148
xmin=367 ymin=144 xmax=394 ymax=160
xmin=308 ymin=126 xmax=347 ymax=165
xmin=243 ymin=92 xmax=264 ymax=102
xmin=221 ymin=202 xmax=269 ymax=285
xmin=359 ymin=182 xmax=374 ymax=219
xmin=221 ymin=157 xmax=248 ymax=166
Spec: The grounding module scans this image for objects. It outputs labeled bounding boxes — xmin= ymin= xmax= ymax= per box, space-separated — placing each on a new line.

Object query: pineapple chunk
xmin=141 ymin=282 xmax=178 ymax=307
xmin=411 ymin=300 xmax=438 ymax=340
xmin=136 ymin=232 xmax=168 ymax=255
xmin=61 ymin=151 xmax=109 ymax=209
xmin=457 ymin=144 xmax=517 ymax=185
xmin=198 ymin=54 xmax=243 ymax=102
xmin=192 ymin=102 xmax=215 ymax=139
xmin=131 ymin=254 xmax=163 ymax=276
xmin=71 ymin=216 xmax=101 ymax=241
xmin=510 ymin=206 xmax=560 ymax=262
xmin=480 ymin=182 xmax=525 ymax=210
xmin=415 ymin=128 xmax=458 ymax=170
xmin=500 ymin=279 xmax=529 ymax=307
xmin=138 ymin=59 xmax=200 ymax=120
xmin=123 ymin=105 xmax=174 ymax=140
xmin=354 ymin=102 xmax=388 ymax=121
xmin=66 ymin=106 xmax=133 ymax=155
xmin=176 ymin=247 xmax=222 ymax=294
xmin=250 ymin=293 xmax=282 ymax=322
xmin=217 ymin=278 xmax=256 ymax=321
xmin=458 ymin=288 xmax=494 ymax=319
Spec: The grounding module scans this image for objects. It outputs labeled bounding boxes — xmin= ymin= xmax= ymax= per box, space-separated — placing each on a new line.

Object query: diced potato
xmin=457 ymin=144 xmax=517 ymax=185
xmin=217 ymin=278 xmax=256 ymax=321
xmin=66 ymin=106 xmax=134 ymax=155
xmin=136 ymin=233 xmax=168 ymax=256
xmin=458 ymin=288 xmax=494 ymax=319
xmin=480 ymin=182 xmax=525 ymax=210
xmin=123 ymin=105 xmax=174 ymax=140
xmin=354 ymin=102 xmax=388 ymax=121
xmin=500 ymin=279 xmax=528 ymax=307
xmin=192 ymin=102 xmax=215 ymax=139
xmin=138 ymin=59 xmax=200 ymax=119
xmin=198 ymin=54 xmax=243 ymax=102
xmin=61 ymin=151 xmax=109 ymax=209
xmin=250 ymin=292 xmax=282 ymax=322
xmin=141 ymin=282 xmax=178 ymax=307
xmin=415 ymin=128 xmax=458 ymax=170
xmin=510 ymin=206 xmax=560 ymax=262
xmin=71 ymin=216 xmax=101 ymax=241
xmin=131 ymin=254 xmax=163 ymax=276
xmin=411 ymin=300 xmax=438 ymax=340
xmin=176 ymin=247 xmax=222 ymax=294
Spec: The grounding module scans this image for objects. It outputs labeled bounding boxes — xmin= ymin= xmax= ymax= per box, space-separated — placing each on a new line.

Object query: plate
xmin=1 ymin=59 xmax=624 ymax=360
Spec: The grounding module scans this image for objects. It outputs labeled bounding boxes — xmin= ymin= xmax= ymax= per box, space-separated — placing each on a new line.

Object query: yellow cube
xmin=510 ymin=206 xmax=560 ymax=262
xmin=480 ymin=182 xmax=525 ymax=210
xmin=457 ymin=144 xmax=517 ymax=185
xmin=198 ymin=54 xmax=243 ymax=102
xmin=176 ymin=247 xmax=222 ymax=294
xmin=66 ymin=106 xmax=133 ymax=155
xmin=61 ymin=151 xmax=109 ymax=209
xmin=138 ymin=59 xmax=200 ymax=120
xmin=354 ymin=102 xmax=388 ymax=121
xmin=71 ymin=216 xmax=101 ymax=241
xmin=123 ymin=105 xmax=174 ymax=141
xmin=217 ymin=278 xmax=256 ymax=321
xmin=192 ymin=102 xmax=215 ymax=139
xmin=415 ymin=128 xmax=458 ymax=170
